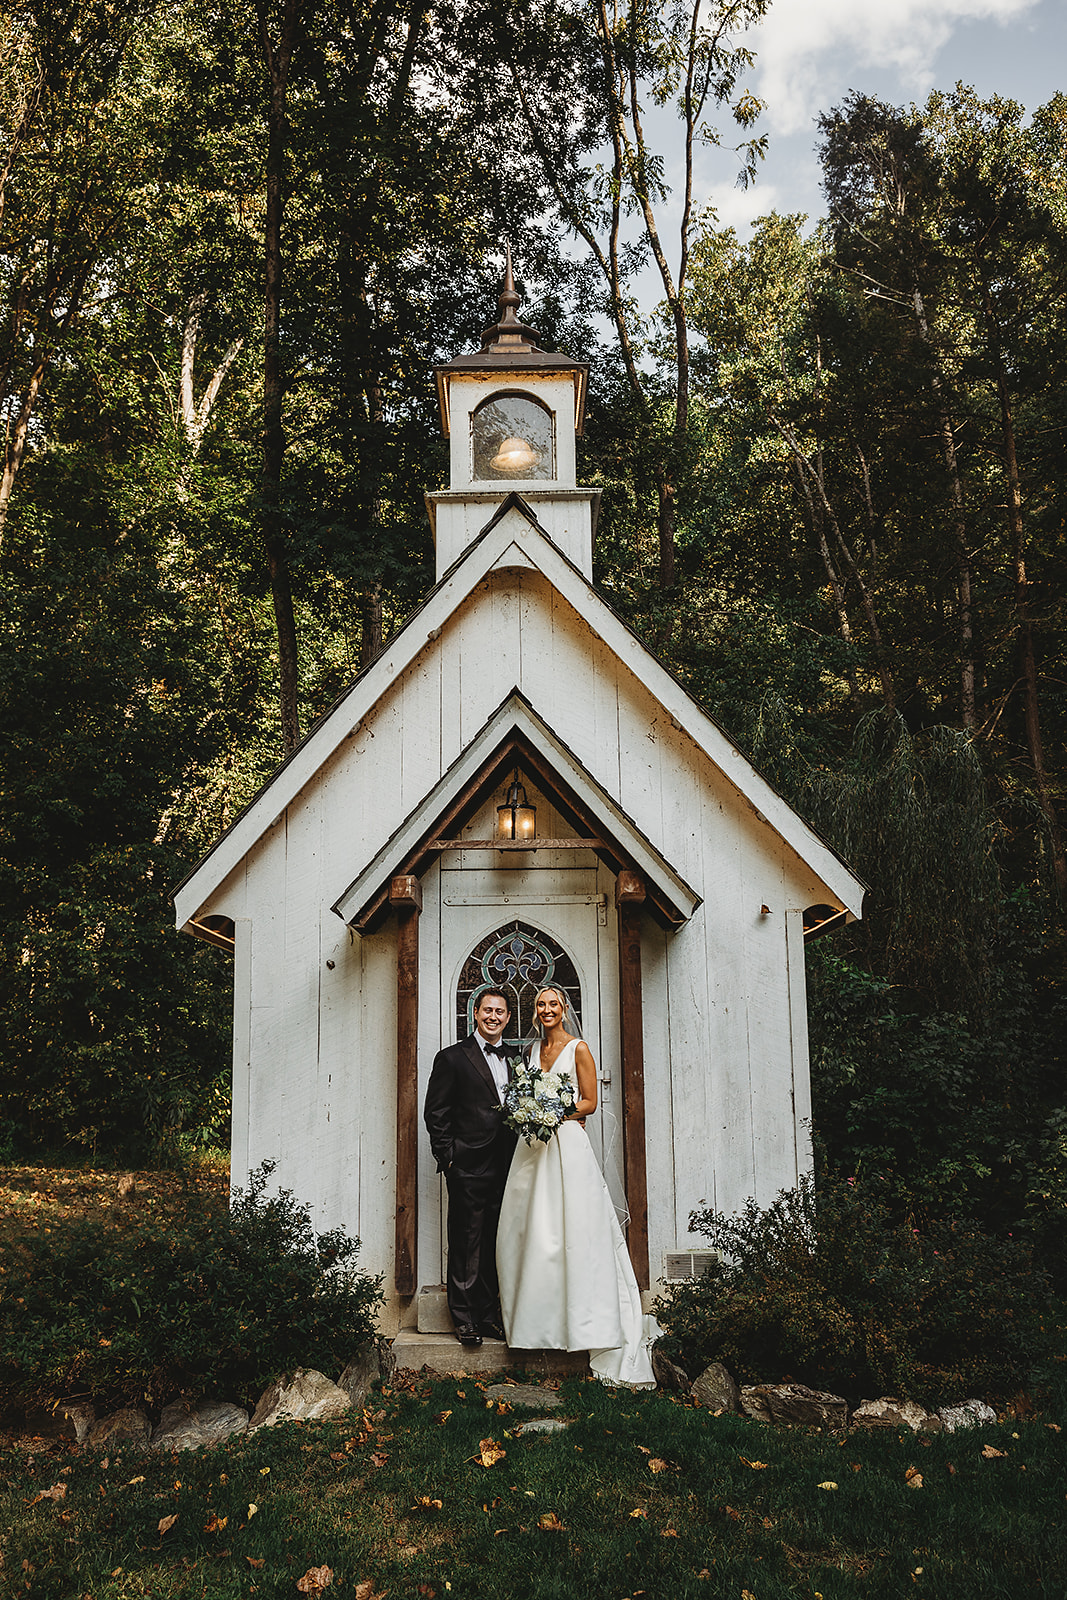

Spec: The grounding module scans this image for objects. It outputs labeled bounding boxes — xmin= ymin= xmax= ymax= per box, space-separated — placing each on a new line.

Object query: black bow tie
xmin=484 ymin=1042 xmax=509 ymax=1060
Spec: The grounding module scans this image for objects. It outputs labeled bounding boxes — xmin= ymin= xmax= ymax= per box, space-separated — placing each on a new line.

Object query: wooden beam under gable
xmin=331 ymin=693 xmax=702 ymax=934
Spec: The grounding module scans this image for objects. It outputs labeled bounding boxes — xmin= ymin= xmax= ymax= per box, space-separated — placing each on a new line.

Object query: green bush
xmin=0 ymin=1162 xmax=383 ymax=1411
xmin=654 ymin=1172 xmax=1054 ymax=1404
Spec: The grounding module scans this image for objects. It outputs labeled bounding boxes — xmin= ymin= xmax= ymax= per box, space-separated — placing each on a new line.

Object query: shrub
xmin=0 ymin=1161 xmax=383 ymax=1411
xmin=654 ymin=1172 xmax=1054 ymax=1404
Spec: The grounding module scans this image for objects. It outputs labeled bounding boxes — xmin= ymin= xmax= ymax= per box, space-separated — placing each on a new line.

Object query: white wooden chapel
xmin=174 ymin=259 xmax=865 ymax=1334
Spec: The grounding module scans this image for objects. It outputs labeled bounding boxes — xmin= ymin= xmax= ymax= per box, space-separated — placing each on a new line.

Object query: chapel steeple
xmin=428 ymin=250 xmax=597 ymax=581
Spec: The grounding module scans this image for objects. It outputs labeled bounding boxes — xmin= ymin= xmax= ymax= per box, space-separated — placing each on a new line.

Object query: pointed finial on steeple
xmin=481 ymin=244 xmax=541 ymax=352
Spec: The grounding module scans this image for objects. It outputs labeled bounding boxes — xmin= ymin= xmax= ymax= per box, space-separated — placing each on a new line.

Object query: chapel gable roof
xmin=173 ymin=509 xmax=865 ymax=935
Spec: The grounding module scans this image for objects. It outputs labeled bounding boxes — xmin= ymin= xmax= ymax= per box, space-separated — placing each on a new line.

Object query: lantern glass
xmin=472 ymin=394 xmax=554 ymax=481
xmin=496 ymin=772 xmax=537 ymax=841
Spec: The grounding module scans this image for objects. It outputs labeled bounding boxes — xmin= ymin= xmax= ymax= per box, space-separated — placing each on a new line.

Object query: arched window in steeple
xmin=471 ymin=392 xmax=555 ymax=482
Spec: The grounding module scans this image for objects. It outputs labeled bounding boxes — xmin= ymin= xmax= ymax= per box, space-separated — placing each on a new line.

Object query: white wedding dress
xmin=496 ymin=1039 xmax=658 ymax=1387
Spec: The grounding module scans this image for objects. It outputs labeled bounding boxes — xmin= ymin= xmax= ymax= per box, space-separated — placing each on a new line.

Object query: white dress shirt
xmin=475 ymin=1031 xmax=510 ymax=1103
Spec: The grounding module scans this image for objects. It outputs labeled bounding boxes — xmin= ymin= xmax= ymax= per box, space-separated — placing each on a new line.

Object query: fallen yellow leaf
xmin=413 ymin=1496 xmax=443 ymax=1510
xmin=477 ymin=1439 xmax=506 ymax=1468
xmin=905 ymin=1467 xmax=923 ymax=1489
xmin=981 ymin=1445 xmax=1008 ymax=1459
xmin=27 ymin=1483 xmax=68 ymax=1506
xmin=247 ymin=1558 xmax=265 ymax=1569
xmin=739 ymin=1458 xmax=768 ymax=1470
xmin=538 ymin=1512 xmax=564 ymax=1530
xmin=296 ymin=1566 xmax=334 ymax=1594
xmin=629 ymin=1507 xmax=647 ymax=1518
xmin=647 ymin=1458 xmax=670 ymax=1474
xmin=157 ymin=1513 xmax=178 ymax=1536
xmin=204 ymin=1512 xmax=228 ymax=1532
xmin=247 ymin=1503 xmax=258 ymax=1519
xmin=661 ymin=1527 xmax=679 ymax=1537
xmin=434 ymin=1411 xmax=452 ymax=1425
xmin=817 ymin=1481 xmax=838 ymax=1491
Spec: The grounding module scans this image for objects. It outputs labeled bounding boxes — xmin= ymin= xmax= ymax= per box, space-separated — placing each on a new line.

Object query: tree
xmin=481 ymin=0 xmax=768 ymax=593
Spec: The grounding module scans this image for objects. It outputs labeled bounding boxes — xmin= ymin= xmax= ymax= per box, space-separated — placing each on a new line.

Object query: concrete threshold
xmin=391 ymin=1329 xmax=591 ymax=1380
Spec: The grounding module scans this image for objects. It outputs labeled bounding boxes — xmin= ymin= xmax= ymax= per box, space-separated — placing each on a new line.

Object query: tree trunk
xmin=979 ymin=272 xmax=1066 ymax=895
xmin=258 ymin=0 xmax=301 ymax=756
xmin=912 ymin=288 xmax=976 ymax=730
xmin=788 ymin=450 xmax=859 ymax=704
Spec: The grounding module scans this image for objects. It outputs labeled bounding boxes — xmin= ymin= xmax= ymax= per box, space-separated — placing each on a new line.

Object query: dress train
xmin=496 ymin=1040 xmax=658 ymax=1387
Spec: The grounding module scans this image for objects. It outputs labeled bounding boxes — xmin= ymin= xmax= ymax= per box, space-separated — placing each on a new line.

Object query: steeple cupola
xmin=427 ymin=250 xmax=598 ymax=580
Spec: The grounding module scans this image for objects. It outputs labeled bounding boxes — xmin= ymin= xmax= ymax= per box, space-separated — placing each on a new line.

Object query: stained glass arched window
xmin=456 ymin=920 xmax=582 ymax=1048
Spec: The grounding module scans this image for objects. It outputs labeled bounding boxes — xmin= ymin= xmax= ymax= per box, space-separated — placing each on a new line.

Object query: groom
xmin=423 ymin=987 xmax=518 ymax=1348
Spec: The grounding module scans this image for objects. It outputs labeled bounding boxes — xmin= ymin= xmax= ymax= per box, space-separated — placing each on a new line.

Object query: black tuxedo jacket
xmin=423 ymin=1034 xmax=517 ymax=1176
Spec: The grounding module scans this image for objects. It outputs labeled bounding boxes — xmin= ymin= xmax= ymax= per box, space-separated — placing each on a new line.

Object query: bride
xmin=496 ymin=986 xmax=658 ymax=1386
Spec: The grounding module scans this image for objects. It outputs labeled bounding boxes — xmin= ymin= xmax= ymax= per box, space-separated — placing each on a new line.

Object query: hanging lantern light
xmin=496 ymin=769 xmax=537 ymax=841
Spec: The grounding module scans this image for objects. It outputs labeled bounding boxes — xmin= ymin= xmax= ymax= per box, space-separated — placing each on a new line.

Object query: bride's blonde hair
xmin=533 ymin=986 xmax=582 ymax=1041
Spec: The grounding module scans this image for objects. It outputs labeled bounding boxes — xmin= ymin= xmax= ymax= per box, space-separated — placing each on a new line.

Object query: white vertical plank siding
xmin=184 ymin=554 xmax=855 ymax=1324
xmin=229 ymin=916 xmax=253 ymax=1196
xmin=784 ymin=905 xmax=814 ymax=1184
xmin=315 ymin=910 xmax=364 ymax=1243
xmin=743 ymin=852 xmax=799 ymax=1207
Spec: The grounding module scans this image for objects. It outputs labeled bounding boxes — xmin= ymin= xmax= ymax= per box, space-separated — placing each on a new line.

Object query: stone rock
xmin=852 ymin=1397 xmax=942 ymax=1434
xmin=652 ymin=1348 xmax=691 ymax=1394
xmin=740 ymin=1382 xmax=848 ymax=1430
xmin=249 ymin=1369 xmax=352 ymax=1430
xmin=691 ymin=1362 xmax=738 ymax=1413
xmin=337 ymin=1347 xmax=379 ymax=1410
xmin=939 ymin=1399 xmax=997 ymax=1433
xmin=88 ymin=1407 xmax=151 ymax=1449
xmin=484 ymin=1383 xmax=562 ymax=1410
xmin=511 ymin=1416 xmax=570 ymax=1435
xmin=150 ymin=1401 xmax=249 ymax=1452
xmin=22 ymin=1401 xmax=95 ymax=1443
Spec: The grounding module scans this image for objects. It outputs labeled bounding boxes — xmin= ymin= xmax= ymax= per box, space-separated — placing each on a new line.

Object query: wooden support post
xmin=390 ymin=874 xmax=422 ymax=1297
xmin=616 ymin=869 xmax=650 ymax=1290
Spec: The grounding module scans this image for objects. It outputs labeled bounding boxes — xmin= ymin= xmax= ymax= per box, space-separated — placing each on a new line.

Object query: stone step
xmin=391 ymin=1329 xmax=590 ymax=1380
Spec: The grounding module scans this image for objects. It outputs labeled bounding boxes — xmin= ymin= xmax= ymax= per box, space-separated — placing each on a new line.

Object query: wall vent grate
xmin=662 ymin=1250 xmax=718 ymax=1282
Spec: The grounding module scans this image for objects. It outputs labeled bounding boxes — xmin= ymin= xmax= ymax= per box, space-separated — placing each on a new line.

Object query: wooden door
xmin=419 ymin=854 xmax=624 ymax=1287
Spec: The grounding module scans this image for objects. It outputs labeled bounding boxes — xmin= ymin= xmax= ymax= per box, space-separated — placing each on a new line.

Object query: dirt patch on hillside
xmin=0 ymin=1162 xmax=230 ymax=1249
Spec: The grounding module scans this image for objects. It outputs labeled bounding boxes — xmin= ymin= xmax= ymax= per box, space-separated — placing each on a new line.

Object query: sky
xmin=705 ymin=0 xmax=1067 ymax=231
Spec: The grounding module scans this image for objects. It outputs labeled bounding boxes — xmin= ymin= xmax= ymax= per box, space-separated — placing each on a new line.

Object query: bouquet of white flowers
xmin=502 ymin=1056 xmax=578 ymax=1145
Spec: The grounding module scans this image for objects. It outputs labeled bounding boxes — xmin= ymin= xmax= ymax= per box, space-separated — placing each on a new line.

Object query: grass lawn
xmin=3 ymin=1370 xmax=1065 ymax=1600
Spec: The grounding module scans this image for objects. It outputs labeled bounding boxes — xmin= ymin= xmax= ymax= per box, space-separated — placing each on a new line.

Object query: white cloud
xmin=705 ymin=179 xmax=786 ymax=232
xmin=747 ymin=0 xmax=1040 ymax=135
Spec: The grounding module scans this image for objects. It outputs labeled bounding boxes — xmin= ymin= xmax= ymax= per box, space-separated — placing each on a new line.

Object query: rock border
xmin=4 ymin=1343 xmax=1007 ymax=1450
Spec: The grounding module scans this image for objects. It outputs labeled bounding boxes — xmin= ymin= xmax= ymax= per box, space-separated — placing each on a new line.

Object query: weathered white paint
xmin=178 ymin=437 xmax=865 ymax=1327
xmin=427 ymin=490 xmax=599 ymax=581
xmin=174 ymin=513 xmax=864 ymax=938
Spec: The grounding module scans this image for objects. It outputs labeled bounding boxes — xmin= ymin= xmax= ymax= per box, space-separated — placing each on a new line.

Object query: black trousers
xmin=444 ymin=1155 xmax=509 ymax=1331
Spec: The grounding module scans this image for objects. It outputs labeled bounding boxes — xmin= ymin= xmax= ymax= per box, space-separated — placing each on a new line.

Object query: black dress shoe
xmin=455 ymin=1326 xmax=482 ymax=1348
xmin=479 ymin=1320 xmax=506 ymax=1341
